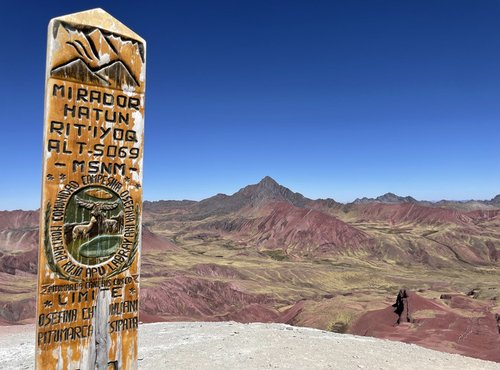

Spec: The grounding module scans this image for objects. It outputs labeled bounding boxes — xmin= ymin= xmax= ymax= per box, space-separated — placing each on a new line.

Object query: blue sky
xmin=1 ymin=1 xmax=499 ymax=209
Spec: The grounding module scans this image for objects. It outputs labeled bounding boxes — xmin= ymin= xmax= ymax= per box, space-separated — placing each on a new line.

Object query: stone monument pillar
xmin=36 ymin=8 xmax=146 ymax=369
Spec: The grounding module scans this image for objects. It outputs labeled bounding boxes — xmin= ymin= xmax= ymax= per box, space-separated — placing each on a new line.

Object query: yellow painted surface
xmin=36 ymin=9 xmax=146 ymax=369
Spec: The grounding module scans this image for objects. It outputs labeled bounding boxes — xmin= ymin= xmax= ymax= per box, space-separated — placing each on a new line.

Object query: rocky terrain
xmin=1 ymin=177 xmax=499 ymax=361
xmin=1 ymin=322 xmax=499 ymax=369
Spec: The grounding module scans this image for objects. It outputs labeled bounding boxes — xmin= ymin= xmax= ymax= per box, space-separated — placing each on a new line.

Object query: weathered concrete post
xmin=36 ymin=9 xmax=146 ymax=369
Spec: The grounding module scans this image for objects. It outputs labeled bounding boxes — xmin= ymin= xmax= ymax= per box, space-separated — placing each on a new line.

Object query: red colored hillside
xmin=349 ymin=290 xmax=500 ymax=362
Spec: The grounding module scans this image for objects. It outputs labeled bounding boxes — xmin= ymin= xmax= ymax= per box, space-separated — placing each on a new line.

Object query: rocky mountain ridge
xmin=144 ymin=176 xmax=499 ymax=212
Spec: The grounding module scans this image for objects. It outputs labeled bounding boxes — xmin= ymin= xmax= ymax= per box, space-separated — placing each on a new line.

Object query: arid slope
xmin=1 ymin=177 xmax=498 ymax=361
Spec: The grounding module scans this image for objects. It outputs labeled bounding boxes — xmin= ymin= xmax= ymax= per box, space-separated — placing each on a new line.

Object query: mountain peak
xmin=240 ymin=176 xmax=295 ymax=200
xmin=256 ymin=176 xmax=281 ymax=190
xmin=379 ymin=193 xmax=417 ymax=203
xmin=489 ymin=195 xmax=500 ymax=204
xmin=381 ymin=192 xmax=397 ymax=197
xmin=237 ymin=177 xmax=309 ymax=208
xmin=193 ymin=177 xmax=309 ymax=217
xmin=259 ymin=176 xmax=278 ymax=185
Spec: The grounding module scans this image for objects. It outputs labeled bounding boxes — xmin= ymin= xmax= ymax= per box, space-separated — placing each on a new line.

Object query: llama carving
xmin=72 ymin=216 xmax=97 ymax=240
xmin=98 ymin=210 xmax=124 ymax=234
xmin=75 ymin=196 xmax=123 ymax=235
xmin=102 ymin=218 xmax=120 ymax=233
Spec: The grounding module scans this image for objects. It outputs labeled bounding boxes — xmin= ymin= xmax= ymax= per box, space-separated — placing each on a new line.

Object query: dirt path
xmin=1 ymin=322 xmax=499 ymax=369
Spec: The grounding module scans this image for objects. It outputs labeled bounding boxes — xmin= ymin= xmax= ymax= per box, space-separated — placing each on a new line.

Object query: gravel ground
xmin=1 ymin=322 xmax=499 ymax=369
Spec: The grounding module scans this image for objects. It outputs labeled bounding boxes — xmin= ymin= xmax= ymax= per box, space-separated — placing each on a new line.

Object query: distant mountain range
xmin=140 ymin=176 xmax=499 ymax=266
xmin=145 ymin=176 xmax=500 ymax=212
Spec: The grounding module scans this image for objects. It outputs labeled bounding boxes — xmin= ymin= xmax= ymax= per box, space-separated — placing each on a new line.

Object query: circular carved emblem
xmin=44 ymin=181 xmax=139 ymax=281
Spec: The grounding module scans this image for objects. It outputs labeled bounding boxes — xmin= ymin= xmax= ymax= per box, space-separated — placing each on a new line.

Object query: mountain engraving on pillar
xmin=50 ymin=21 xmax=144 ymax=90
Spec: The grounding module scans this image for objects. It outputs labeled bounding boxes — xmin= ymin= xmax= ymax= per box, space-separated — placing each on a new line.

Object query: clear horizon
xmin=1 ymin=1 xmax=499 ymax=210
xmin=2 ymin=175 xmax=498 ymax=211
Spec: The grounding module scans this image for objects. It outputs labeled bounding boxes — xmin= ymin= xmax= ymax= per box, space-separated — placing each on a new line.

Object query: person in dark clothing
xmin=392 ymin=289 xmax=408 ymax=324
